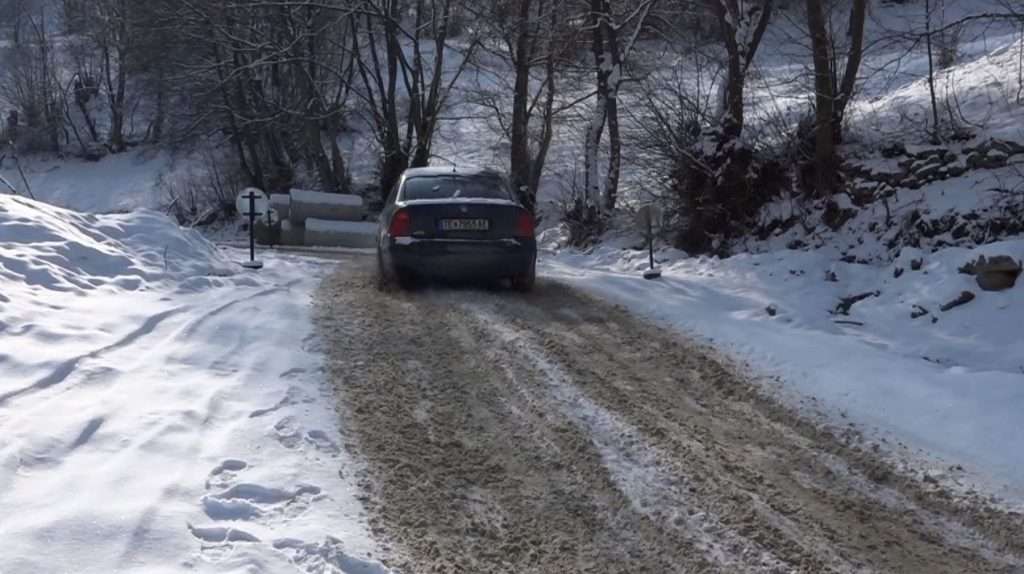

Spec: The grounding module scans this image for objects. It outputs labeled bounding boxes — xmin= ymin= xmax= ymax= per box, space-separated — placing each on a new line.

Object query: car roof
xmin=402 ymin=166 xmax=504 ymax=179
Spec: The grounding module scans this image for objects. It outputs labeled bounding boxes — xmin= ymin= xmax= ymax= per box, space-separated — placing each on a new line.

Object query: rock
xmin=81 ymin=142 xmax=108 ymax=162
xmin=914 ymin=162 xmax=944 ymax=180
xmin=765 ymin=305 xmax=778 ymax=317
xmin=977 ymin=272 xmax=1018 ymax=291
xmin=911 ymin=305 xmax=930 ymax=319
xmin=834 ymin=291 xmax=880 ymax=316
xmin=940 ymin=291 xmax=975 ymax=312
xmin=893 ymin=267 xmax=904 ymax=279
xmin=823 ymin=200 xmax=857 ymax=231
xmin=959 ymin=255 xmax=1021 ymax=291
xmin=881 ymin=142 xmax=907 ymax=158
xmin=966 ymin=149 xmax=1007 ymax=170
xmin=944 ymin=164 xmax=968 ymax=178
xmin=988 ymin=138 xmax=1024 ymax=156
xmin=825 ymin=270 xmax=838 ymax=282
xmin=911 ymin=258 xmax=923 ymax=271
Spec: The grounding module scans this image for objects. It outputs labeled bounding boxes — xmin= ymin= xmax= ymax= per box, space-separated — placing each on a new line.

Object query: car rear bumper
xmin=386 ymin=237 xmax=536 ymax=279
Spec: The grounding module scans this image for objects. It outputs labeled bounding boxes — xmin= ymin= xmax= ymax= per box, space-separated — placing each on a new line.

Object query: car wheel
xmin=376 ymin=252 xmax=392 ymax=291
xmin=511 ymin=259 xmax=536 ymax=293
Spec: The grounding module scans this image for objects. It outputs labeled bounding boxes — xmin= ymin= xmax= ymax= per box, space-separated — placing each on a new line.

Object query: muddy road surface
xmin=314 ymin=255 xmax=1023 ymax=574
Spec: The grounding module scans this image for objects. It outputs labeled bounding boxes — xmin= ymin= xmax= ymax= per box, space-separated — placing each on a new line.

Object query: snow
xmin=0 ymin=196 xmax=387 ymax=573
xmin=0 ymin=149 xmax=173 ymax=213
xmin=540 ymin=232 xmax=1024 ymax=504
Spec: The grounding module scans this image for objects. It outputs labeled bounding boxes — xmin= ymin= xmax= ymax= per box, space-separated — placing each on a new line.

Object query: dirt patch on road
xmin=315 ymin=259 xmax=1024 ymax=573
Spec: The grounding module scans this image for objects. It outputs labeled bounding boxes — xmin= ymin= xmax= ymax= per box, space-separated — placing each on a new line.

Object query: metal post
xmin=648 ymin=216 xmax=654 ymax=270
xmin=642 ymin=207 xmax=661 ymax=280
xmin=248 ymin=191 xmax=256 ymax=263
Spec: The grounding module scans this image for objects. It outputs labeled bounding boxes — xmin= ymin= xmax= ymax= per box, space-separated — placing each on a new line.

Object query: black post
xmin=648 ymin=215 xmax=654 ymax=270
xmin=248 ymin=191 xmax=256 ymax=263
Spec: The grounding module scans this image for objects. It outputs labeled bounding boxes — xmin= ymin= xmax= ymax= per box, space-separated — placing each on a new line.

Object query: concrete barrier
xmin=304 ymin=218 xmax=377 ymax=248
xmin=269 ymin=194 xmax=291 ymax=220
xmin=289 ymin=190 xmax=364 ymax=224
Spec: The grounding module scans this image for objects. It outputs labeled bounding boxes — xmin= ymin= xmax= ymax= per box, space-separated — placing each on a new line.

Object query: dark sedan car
xmin=376 ymin=167 xmax=537 ymax=291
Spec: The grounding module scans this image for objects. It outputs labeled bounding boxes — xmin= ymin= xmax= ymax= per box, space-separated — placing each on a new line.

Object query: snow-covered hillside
xmin=0 ymin=149 xmax=174 ymax=213
xmin=0 ymin=196 xmax=386 ymax=573
xmin=534 ymin=0 xmax=1024 ymax=504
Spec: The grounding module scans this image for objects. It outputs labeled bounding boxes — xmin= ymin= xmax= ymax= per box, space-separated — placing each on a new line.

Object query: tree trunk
xmin=602 ymin=3 xmax=623 ymax=212
xmin=605 ymin=84 xmax=621 ymax=211
xmin=924 ymin=0 xmax=942 ymax=143
xmin=584 ymin=0 xmax=609 ymax=209
xmin=833 ymin=0 xmax=867 ymax=130
xmin=709 ymin=0 xmax=773 ymax=142
xmin=510 ymin=0 xmax=534 ymax=209
xmin=806 ymin=0 xmax=835 ymax=196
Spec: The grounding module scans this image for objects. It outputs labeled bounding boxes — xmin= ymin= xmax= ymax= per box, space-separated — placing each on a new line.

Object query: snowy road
xmin=316 ymin=257 xmax=1024 ymax=574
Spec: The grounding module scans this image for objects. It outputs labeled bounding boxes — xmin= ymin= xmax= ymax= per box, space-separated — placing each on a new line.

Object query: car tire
xmin=376 ymin=252 xmax=392 ymax=292
xmin=511 ymin=259 xmax=536 ymax=293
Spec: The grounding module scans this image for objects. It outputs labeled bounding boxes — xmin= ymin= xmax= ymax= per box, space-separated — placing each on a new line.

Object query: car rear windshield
xmin=401 ymin=174 xmax=511 ymax=201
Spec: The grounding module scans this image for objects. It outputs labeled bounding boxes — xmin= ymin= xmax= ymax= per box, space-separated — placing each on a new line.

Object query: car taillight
xmin=389 ymin=209 xmax=412 ymax=237
xmin=514 ymin=210 xmax=535 ymax=239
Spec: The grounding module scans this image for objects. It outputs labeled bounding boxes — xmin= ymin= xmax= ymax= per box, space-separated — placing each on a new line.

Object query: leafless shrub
xmin=162 ymin=148 xmax=245 ymax=227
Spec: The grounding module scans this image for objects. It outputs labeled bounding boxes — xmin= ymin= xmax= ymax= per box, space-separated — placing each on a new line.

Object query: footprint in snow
xmin=273 ymin=416 xmax=303 ymax=449
xmin=249 ymin=386 xmax=312 ymax=418
xmin=273 ymin=537 xmax=391 ymax=574
xmin=205 ymin=459 xmax=247 ymax=490
xmin=188 ymin=523 xmax=260 ymax=544
xmin=304 ymin=429 xmax=341 ymax=455
xmin=279 ymin=367 xmax=308 ymax=380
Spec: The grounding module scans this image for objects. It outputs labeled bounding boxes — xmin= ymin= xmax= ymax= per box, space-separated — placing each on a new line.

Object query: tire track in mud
xmin=315 ymin=260 xmax=1024 ymax=574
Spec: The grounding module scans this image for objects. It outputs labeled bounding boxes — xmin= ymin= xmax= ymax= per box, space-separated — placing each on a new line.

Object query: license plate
xmin=440 ymin=218 xmax=489 ymax=231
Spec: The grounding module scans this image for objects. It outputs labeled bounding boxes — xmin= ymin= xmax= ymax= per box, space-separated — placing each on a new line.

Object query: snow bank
xmin=0 ymin=195 xmax=233 ymax=292
xmin=541 ymin=235 xmax=1024 ymax=503
xmin=305 ymin=218 xmax=377 ymax=248
xmin=0 ymin=198 xmax=387 ymax=572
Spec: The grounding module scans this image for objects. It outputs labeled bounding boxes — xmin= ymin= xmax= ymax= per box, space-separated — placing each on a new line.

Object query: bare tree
xmin=463 ymin=0 xmax=576 ymax=212
xmin=159 ymin=0 xmax=361 ymax=193
xmin=0 ymin=0 xmax=62 ymax=152
xmin=803 ymin=0 xmax=867 ymax=196
xmin=351 ymin=0 xmax=479 ymax=196
xmin=582 ymin=0 xmax=658 ymax=212
xmin=708 ymin=0 xmax=773 ymax=143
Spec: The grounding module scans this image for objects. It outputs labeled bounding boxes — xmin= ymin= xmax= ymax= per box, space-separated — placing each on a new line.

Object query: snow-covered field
xmin=540 ymin=228 xmax=1024 ymax=504
xmin=0 ymin=196 xmax=386 ymax=573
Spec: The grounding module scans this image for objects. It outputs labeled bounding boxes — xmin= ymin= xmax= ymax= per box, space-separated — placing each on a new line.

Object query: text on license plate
xmin=440 ymin=218 xmax=489 ymax=231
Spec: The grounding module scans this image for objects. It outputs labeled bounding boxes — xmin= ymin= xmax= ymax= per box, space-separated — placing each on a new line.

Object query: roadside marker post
xmin=637 ymin=204 xmax=663 ymax=280
xmin=236 ymin=188 xmax=268 ymax=270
